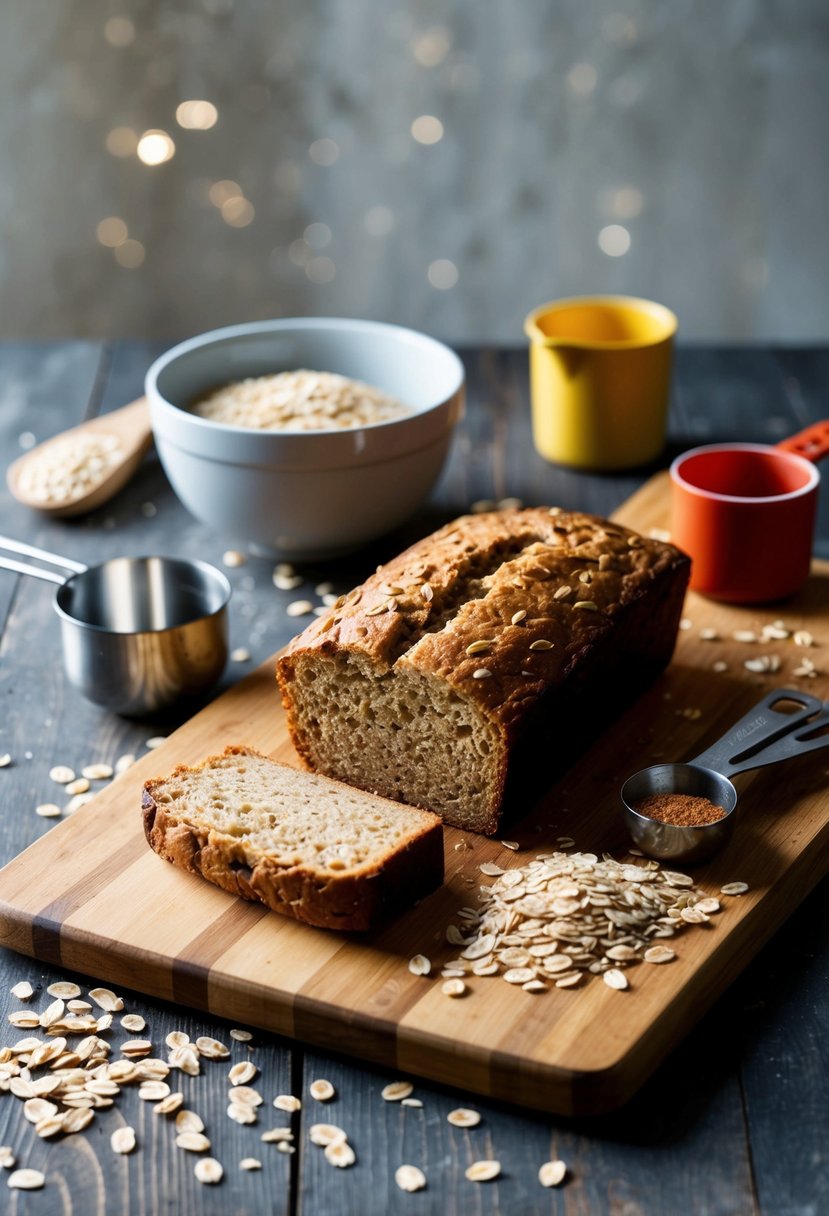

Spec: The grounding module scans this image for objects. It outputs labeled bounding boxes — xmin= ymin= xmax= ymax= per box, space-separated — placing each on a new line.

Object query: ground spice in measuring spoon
xmin=633 ymin=792 xmax=727 ymax=827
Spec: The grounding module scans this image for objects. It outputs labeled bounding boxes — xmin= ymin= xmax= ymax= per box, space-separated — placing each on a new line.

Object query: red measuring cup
xmin=669 ymin=421 xmax=829 ymax=602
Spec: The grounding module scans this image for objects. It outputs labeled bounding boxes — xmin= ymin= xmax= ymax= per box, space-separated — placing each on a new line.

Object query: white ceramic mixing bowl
xmin=146 ymin=318 xmax=465 ymax=560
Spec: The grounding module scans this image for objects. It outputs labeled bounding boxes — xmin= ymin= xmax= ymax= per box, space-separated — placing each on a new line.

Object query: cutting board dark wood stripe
xmin=2 ymin=473 xmax=829 ymax=1114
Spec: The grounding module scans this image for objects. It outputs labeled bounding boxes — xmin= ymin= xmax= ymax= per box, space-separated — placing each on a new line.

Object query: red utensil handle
xmin=777 ymin=420 xmax=829 ymax=463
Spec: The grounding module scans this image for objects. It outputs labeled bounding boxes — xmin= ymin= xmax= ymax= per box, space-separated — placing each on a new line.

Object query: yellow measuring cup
xmin=524 ymin=295 xmax=677 ymax=470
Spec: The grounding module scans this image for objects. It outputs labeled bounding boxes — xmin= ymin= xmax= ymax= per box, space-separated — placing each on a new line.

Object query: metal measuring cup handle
xmin=621 ymin=688 xmax=827 ymax=864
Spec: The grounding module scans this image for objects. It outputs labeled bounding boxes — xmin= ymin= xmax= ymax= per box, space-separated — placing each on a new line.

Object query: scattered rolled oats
xmin=194 ymin=1157 xmax=223 ymax=1184
xmin=396 ymin=1164 xmax=427 ymax=1192
xmin=228 ymin=1085 xmax=262 ymax=1108
xmin=381 ymin=1081 xmax=413 ymax=1102
xmin=120 ymin=1014 xmax=145 ymax=1032
xmin=0 ymin=1148 xmax=15 ymax=1169
xmin=196 ymin=1036 xmax=230 ymax=1059
xmin=465 ymin=1160 xmax=501 ymax=1182
xmin=794 ymin=630 xmax=815 ymax=647
xmin=47 ymin=982 xmax=80 ymax=1000
xmin=447 ymin=1108 xmax=481 ymax=1128
xmin=49 ymin=765 xmax=75 ymax=784
xmin=153 ymin=1092 xmax=184 ymax=1116
xmin=273 ymin=1094 xmax=301 ymax=1112
xmin=65 ymin=793 xmax=93 ymax=814
xmin=227 ymin=1102 xmax=257 ymax=1125
xmin=10 ymin=982 xmax=33 ymax=1001
xmin=699 ymin=628 xmax=719 ymax=641
xmin=114 ymin=754 xmax=135 ymax=774
xmin=539 ymin=1159 xmax=567 ymax=1187
xmin=138 ymin=1081 xmax=170 ymax=1102
xmin=721 ymin=881 xmax=749 ymax=896
xmin=401 ymin=1097 xmax=423 ymax=1108
xmin=88 ymin=989 xmax=123 ymax=1014
xmin=82 ymin=764 xmax=113 ymax=781
xmin=0 ymin=754 xmax=10 ymax=768
xmin=176 ymin=1131 xmax=211 ymax=1153
xmin=230 ymin=648 xmax=251 ymax=663
xmin=144 ymin=736 xmax=166 ymax=750
xmin=229 ymin=1028 xmax=253 ymax=1042
xmin=324 ymin=1140 xmax=356 ymax=1168
xmin=35 ymin=803 xmax=61 ymax=819
xmin=286 ymin=600 xmax=314 ymax=617
xmin=240 ymin=1158 xmax=261 ymax=1171
xmin=111 ymin=1126 xmax=136 ymax=1154
xmin=310 ymin=1123 xmax=347 ymax=1147
xmin=64 ymin=777 xmax=90 ymax=796
xmin=744 ymin=655 xmax=780 ymax=674
xmin=309 ymin=1079 xmax=335 ymax=1102
xmin=222 ymin=549 xmax=246 ymax=568
xmin=228 ymin=1061 xmax=257 ymax=1087
xmin=441 ymin=978 xmax=467 ymax=998
xmin=261 ymin=1128 xmax=294 ymax=1144
xmin=732 ymin=630 xmax=758 ymax=643
xmin=175 ymin=1110 xmax=204 ymax=1134
xmin=408 ymin=955 xmax=431 ymax=977
xmin=643 ymin=945 xmax=676 ymax=965
xmin=8 ymin=1168 xmax=45 ymax=1190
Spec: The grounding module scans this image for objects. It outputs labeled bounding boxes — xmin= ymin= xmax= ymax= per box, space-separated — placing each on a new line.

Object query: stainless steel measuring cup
xmin=621 ymin=689 xmax=829 ymax=863
xmin=0 ymin=537 xmax=231 ymax=715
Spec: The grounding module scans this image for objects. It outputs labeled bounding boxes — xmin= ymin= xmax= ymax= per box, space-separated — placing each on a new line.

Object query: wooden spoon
xmin=6 ymin=397 xmax=153 ymax=517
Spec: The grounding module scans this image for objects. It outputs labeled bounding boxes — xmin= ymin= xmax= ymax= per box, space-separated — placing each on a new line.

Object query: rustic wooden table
xmin=0 ymin=341 xmax=827 ymax=1215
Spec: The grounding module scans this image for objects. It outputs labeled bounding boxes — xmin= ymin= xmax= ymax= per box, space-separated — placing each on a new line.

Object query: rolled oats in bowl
xmin=192 ymin=370 xmax=408 ymax=431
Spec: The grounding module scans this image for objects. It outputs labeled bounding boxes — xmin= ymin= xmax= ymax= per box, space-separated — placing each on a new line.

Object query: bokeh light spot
xmin=411 ymin=115 xmax=444 ymax=144
xmin=306 ymin=256 xmax=336 ymax=284
xmin=567 ymin=63 xmax=597 ymax=95
xmin=104 ymin=16 xmax=135 ymax=47
xmin=304 ymin=223 xmax=332 ymax=250
xmin=364 ymin=205 xmax=394 ymax=237
xmin=96 ymin=217 xmax=128 ymax=248
xmin=309 ymin=138 xmax=339 ymax=166
xmin=412 ymin=27 xmax=451 ymax=67
xmin=137 ymin=129 xmax=175 ymax=166
xmin=105 ymin=127 xmax=138 ymax=158
xmin=114 ymin=239 xmax=145 ymax=269
xmin=208 ymin=180 xmax=243 ymax=207
xmin=221 ymin=197 xmax=255 ymax=227
xmin=427 ymin=259 xmax=458 ymax=289
xmin=176 ymin=100 xmax=219 ymax=130
xmin=598 ymin=224 xmax=631 ymax=256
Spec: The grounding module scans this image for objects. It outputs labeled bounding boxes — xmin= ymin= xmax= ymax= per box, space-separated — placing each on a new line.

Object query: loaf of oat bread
xmin=142 ymin=746 xmax=443 ymax=931
xmin=277 ymin=508 xmax=690 ymax=836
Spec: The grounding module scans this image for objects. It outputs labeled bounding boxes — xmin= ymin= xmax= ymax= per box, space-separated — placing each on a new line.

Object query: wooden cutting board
xmin=2 ymin=472 xmax=829 ymax=1116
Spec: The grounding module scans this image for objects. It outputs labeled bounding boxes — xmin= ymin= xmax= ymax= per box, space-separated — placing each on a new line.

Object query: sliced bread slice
xmin=142 ymin=745 xmax=443 ymax=932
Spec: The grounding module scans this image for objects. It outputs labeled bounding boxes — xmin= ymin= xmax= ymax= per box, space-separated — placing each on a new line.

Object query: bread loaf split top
xmin=277 ymin=508 xmax=690 ymax=834
xmin=142 ymin=746 xmax=444 ymax=931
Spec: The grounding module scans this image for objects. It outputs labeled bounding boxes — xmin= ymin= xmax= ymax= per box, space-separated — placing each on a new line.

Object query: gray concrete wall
xmin=2 ymin=0 xmax=828 ymax=343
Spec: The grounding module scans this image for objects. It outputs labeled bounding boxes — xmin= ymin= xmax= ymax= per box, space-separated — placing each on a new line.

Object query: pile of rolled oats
xmin=16 ymin=433 xmax=124 ymax=505
xmin=416 ymin=850 xmax=747 ymax=996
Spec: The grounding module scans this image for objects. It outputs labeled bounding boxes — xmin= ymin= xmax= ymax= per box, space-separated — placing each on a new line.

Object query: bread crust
xmin=142 ymin=746 xmax=444 ymax=932
xmin=276 ymin=509 xmax=690 ymax=834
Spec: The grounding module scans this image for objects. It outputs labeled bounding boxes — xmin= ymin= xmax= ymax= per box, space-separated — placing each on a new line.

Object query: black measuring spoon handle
xmin=690 ymin=688 xmax=824 ymax=778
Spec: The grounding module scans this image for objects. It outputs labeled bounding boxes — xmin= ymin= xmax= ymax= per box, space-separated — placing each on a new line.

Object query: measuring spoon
xmin=0 ymin=536 xmax=230 ymax=715
xmin=621 ymin=689 xmax=829 ymax=863
xmin=6 ymin=398 xmax=152 ymax=517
